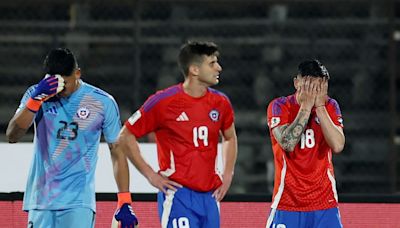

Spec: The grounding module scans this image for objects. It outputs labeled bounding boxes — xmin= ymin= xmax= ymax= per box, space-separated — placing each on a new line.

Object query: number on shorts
xmin=172 ymin=217 xmax=190 ymax=228
xmin=272 ymin=224 xmax=286 ymax=228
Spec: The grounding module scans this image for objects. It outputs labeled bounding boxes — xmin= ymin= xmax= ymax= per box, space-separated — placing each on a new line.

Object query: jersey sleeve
xmin=102 ymin=96 xmax=122 ymax=143
xmin=124 ymin=94 xmax=161 ymax=138
xmin=326 ymin=98 xmax=344 ymax=128
xmin=15 ymin=85 xmax=42 ymax=125
xmin=16 ymin=85 xmax=36 ymax=114
xmin=221 ymin=96 xmax=235 ymax=131
xmin=267 ymin=97 xmax=290 ymax=130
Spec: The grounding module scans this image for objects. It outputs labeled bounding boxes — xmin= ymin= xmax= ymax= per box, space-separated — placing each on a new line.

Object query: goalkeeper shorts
xmin=157 ymin=186 xmax=220 ymax=228
xmin=28 ymin=207 xmax=95 ymax=228
xmin=266 ymin=207 xmax=343 ymax=228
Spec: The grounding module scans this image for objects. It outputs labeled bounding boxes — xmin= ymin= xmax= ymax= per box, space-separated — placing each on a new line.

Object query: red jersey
xmin=125 ymin=84 xmax=234 ymax=192
xmin=267 ymin=94 xmax=344 ymax=211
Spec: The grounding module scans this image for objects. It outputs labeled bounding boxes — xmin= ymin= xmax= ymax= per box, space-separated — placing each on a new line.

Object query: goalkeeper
xmin=6 ymin=48 xmax=138 ymax=228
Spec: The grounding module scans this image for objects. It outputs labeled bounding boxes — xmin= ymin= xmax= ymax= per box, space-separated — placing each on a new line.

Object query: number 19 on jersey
xmin=193 ymin=126 xmax=208 ymax=147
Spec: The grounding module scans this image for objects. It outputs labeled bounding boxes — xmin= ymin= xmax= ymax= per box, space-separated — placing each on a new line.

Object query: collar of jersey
xmin=179 ymin=83 xmax=210 ymax=100
xmin=60 ymin=79 xmax=85 ymax=101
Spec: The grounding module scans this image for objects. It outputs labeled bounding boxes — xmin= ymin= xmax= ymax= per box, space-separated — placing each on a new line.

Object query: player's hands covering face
xmin=297 ymin=76 xmax=318 ymax=111
xmin=315 ymin=78 xmax=328 ymax=107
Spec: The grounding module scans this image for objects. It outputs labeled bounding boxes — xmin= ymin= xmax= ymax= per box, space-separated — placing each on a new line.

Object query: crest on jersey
xmin=270 ymin=117 xmax=280 ymax=128
xmin=209 ymin=109 xmax=219 ymax=122
xmin=77 ymin=107 xmax=90 ymax=119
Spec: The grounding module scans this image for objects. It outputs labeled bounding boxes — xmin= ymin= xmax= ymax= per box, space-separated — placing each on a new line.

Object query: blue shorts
xmin=157 ymin=187 xmax=220 ymax=228
xmin=28 ymin=208 xmax=95 ymax=228
xmin=266 ymin=207 xmax=343 ymax=228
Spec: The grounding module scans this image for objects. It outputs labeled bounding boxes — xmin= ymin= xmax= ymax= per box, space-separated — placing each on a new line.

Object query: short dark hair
xmin=43 ymin=48 xmax=78 ymax=76
xmin=178 ymin=41 xmax=219 ymax=77
xmin=298 ymin=59 xmax=330 ymax=79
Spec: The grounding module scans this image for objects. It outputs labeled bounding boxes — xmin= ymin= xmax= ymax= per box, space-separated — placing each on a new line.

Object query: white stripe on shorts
xmin=161 ymin=190 xmax=176 ymax=228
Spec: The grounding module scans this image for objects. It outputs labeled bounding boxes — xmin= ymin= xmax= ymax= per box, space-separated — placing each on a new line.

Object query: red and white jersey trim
xmin=328 ymin=169 xmax=339 ymax=203
xmin=160 ymin=150 xmax=176 ymax=177
xmin=271 ymin=155 xmax=287 ymax=209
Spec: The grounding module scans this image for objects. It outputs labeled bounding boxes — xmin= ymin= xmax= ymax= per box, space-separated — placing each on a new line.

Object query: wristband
xmin=315 ymin=105 xmax=325 ymax=109
xmin=117 ymin=192 xmax=132 ymax=208
xmin=26 ymin=97 xmax=42 ymax=113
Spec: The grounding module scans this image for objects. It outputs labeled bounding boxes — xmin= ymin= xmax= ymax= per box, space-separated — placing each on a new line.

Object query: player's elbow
xmin=286 ymin=147 xmax=296 ymax=153
xmin=331 ymin=142 xmax=345 ymax=154
xmin=6 ymin=134 xmax=17 ymax=143
xmin=332 ymin=135 xmax=345 ymax=153
xmin=281 ymin=144 xmax=295 ymax=153
xmin=6 ymin=126 xmax=18 ymax=143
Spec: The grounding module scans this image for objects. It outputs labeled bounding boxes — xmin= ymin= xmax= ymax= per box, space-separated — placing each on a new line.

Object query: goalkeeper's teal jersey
xmin=17 ymin=80 xmax=121 ymax=212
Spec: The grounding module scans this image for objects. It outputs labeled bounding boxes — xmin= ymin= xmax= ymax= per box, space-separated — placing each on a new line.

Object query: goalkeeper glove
xmin=26 ymin=74 xmax=64 ymax=113
xmin=112 ymin=192 xmax=138 ymax=228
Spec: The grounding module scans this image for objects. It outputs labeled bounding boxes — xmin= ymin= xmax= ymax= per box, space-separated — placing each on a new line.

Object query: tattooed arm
xmin=272 ymin=108 xmax=312 ymax=152
xmin=272 ymin=76 xmax=317 ymax=152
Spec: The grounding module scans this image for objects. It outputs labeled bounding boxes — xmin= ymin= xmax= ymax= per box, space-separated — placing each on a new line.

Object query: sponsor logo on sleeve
xmin=270 ymin=117 xmax=281 ymax=128
xmin=128 ymin=110 xmax=142 ymax=125
xmin=338 ymin=117 xmax=343 ymax=126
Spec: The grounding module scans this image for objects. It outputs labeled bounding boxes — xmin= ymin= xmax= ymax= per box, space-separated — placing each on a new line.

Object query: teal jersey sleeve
xmin=102 ymin=95 xmax=122 ymax=143
xmin=16 ymin=85 xmax=36 ymax=113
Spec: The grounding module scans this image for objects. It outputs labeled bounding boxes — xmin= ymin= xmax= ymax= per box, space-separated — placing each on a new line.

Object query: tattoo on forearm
xmin=275 ymin=109 xmax=310 ymax=152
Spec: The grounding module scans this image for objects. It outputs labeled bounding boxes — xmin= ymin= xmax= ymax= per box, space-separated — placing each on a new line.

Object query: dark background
xmin=0 ymin=0 xmax=399 ymax=195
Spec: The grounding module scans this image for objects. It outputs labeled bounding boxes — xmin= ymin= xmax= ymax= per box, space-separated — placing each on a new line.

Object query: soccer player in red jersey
xmin=117 ymin=41 xmax=238 ymax=228
xmin=266 ymin=60 xmax=345 ymax=228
